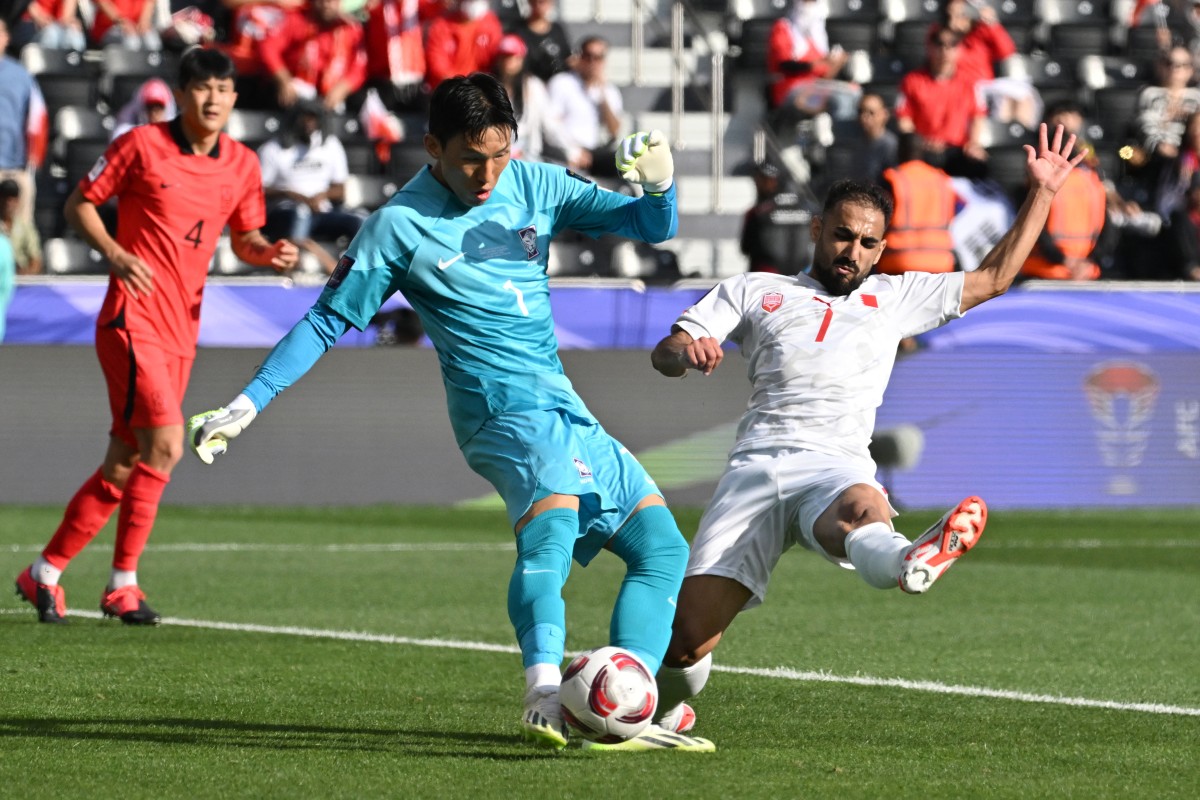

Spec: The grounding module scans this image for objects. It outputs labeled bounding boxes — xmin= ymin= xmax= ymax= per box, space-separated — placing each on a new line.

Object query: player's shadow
xmin=0 ymin=717 xmax=550 ymax=760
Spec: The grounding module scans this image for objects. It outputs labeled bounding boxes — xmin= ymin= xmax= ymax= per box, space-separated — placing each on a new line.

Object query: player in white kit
xmin=641 ymin=124 xmax=1084 ymax=742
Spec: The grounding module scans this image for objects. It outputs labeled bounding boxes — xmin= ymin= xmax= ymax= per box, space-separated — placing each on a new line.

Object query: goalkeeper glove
xmin=186 ymin=394 xmax=257 ymax=465
xmin=615 ymin=129 xmax=674 ymax=194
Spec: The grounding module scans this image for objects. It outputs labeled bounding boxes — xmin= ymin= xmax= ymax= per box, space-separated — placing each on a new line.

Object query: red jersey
xmin=894 ymin=68 xmax=986 ymax=148
xmin=766 ymin=17 xmax=835 ymax=109
xmin=259 ymin=9 xmax=368 ymax=97
xmin=423 ymin=11 xmax=502 ymax=89
xmin=81 ymin=119 xmax=266 ymax=357
xmin=956 ymin=22 xmax=1016 ymax=84
xmin=90 ymin=0 xmax=150 ymax=44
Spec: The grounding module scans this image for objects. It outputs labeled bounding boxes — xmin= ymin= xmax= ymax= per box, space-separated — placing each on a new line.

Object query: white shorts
xmin=685 ymin=448 xmax=896 ymax=609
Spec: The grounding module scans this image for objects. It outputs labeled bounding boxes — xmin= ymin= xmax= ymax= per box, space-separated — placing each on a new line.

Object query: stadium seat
xmin=63 ymin=138 xmax=110 ymax=188
xmin=736 ymin=17 xmax=777 ymax=75
xmin=887 ymin=0 xmax=941 ymax=23
xmin=225 ymin=109 xmax=282 ymax=151
xmin=1092 ymin=86 xmax=1142 ymax=143
xmin=1123 ymin=25 xmax=1170 ymax=65
xmin=1046 ymin=22 xmax=1112 ymax=61
xmin=818 ymin=142 xmax=863 ymax=192
xmin=21 ymin=44 xmax=88 ymax=76
xmin=54 ymin=106 xmax=113 ymax=142
xmin=342 ymin=141 xmax=377 ymax=175
xmin=33 ymin=171 xmax=70 ymax=239
xmin=43 ymin=237 xmax=109 ymax=276
xmin=827 ymin=0 xmax=883 ymax=19
xmin=1037 ymin=0 xmax=1111 ymax=25
xmin=100 ymin=46 xmax=177 ymax=110
xmin=25 ymin=48 xmax=98 ymax=121
xmin=891 ymin=19 xmax=932 ymax=70
xmin=341 ymin=174 xmax=398 ymax=212
xmin=980 ymin=119 xmax=1034 ymax=148
xmin=984 ymin=145 xmax=1030 ymax=196
xmin=548 ymin=238 xmax=617 ymax=277
xmin=1077 ymin=55 xmax=1153 ymax=91
xmin=993 ymin=0 xmax=1038 ymax=26
xmin=1003 ymin=53 xmax=1076 ymax=92
xmin=825 ymin=18 xmax=879 ymax=53
xmin=388 ymin=143 xmax=430 ymax=182
xmin=740 ymin=0 xmax=788 ymax=19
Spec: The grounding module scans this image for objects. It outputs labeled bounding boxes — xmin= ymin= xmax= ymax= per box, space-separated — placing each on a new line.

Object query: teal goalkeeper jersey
xmin=318 ymin=160 xmax=678 ymax=446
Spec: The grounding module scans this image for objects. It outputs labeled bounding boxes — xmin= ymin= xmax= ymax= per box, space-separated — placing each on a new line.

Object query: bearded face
xmin=808 ymin=201 xmax=886 ymax=296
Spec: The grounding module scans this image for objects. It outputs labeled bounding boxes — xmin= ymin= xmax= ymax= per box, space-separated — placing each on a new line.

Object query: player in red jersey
xmin=14 ymin=47 xmax=298 ymax=625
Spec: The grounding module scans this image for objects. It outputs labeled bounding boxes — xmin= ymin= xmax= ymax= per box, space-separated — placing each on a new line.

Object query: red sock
xmin=112 ymin=462 xmax=171 ymax=573
xmin=42 ymin=468 xmax=124 ymax=570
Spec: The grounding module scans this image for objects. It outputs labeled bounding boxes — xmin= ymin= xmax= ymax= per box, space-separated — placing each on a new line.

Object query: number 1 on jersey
xmin=503 ymin=280 xmax=529 ymax=316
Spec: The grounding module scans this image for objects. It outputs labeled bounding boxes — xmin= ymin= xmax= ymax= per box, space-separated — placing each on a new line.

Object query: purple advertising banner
xmin=875 ymin=352 xmax=1200 ymax=508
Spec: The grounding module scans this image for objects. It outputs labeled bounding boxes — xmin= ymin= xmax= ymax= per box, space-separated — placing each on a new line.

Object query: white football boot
xmin=521 ymin=685 xmax=568 ymax=750
xmin=899 ymin=496 xmax=987 ymax=594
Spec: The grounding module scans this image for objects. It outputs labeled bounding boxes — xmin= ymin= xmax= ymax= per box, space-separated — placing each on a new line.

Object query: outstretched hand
xmin=1024 ymin=123 xmax=1086 ymax=194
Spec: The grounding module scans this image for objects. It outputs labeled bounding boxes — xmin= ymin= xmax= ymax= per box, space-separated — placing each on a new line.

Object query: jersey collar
xmin=168 ymin=116 xmax=222 ymax=159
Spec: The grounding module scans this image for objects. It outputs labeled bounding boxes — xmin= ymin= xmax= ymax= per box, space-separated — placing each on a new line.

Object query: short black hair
xmin=1044 ymin=97 xmax=1085 ymax=121
xmin=824 ymin=179 xmax=893 ymax=228
xmin=178 ymin=46 xmax=237 ymax=89
xmin=427 ymin=73 xmax=518 ymax=146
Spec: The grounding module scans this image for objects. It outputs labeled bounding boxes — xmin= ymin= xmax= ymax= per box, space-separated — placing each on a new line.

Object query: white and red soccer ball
xmin=559 ymin=646 xmax=658 ymax=743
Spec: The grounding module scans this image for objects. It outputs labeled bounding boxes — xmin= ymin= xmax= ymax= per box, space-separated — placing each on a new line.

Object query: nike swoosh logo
xmin=667 ymin=597 xmax=676 ymax=607
xmin=437 ymin=252 xmax=465 ymax=270
xmin=522 ymin=569 xmax=556 ymax=575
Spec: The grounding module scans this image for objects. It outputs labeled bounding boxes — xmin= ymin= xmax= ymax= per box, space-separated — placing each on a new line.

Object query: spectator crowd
xmin=3 ymin=0 xmax=1200 ymax=284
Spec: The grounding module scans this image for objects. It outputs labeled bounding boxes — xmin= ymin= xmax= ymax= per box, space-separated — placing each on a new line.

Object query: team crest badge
xmin=761 ymin=292 xmax=784 ymax=313
xmin=573 ymin=458 xmax=593 ymax=483
xmin=518 ymin=225 xmax=539 ymax=259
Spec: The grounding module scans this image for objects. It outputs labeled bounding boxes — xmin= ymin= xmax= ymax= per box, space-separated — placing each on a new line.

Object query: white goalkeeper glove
xmin=186 ymin=394 xmax=258 ymax=465
xmin=615 ymin=129 xmax=674 ymax=194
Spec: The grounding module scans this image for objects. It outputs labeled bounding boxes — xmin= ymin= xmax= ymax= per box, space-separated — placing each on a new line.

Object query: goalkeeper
xmin=187 ymin=73 xmax=713 ymax=753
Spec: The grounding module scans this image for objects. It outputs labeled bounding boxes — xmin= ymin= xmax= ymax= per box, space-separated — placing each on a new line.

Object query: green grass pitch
xmin=2 ymin=504 xmax=1197 ymax=799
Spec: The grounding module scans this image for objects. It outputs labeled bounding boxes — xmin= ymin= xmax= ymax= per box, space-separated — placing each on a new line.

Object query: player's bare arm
xmin=961 ymin=123 xmax=1085 ymax=312
xmin=651 ymin=327 xmax=724 ymax=377
xmin=231 ymin=229 xmax=299 ymax=271
xmin=64 ymin=186 xmax=153 ymax=298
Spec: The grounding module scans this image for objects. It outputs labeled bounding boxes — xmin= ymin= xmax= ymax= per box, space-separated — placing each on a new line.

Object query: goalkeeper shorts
xmin=462 ymin=407 xmax=662 ymax=566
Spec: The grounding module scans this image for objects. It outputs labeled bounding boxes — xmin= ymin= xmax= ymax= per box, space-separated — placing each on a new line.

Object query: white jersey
xmin=675 ymin=270 xmax=966 ymax=461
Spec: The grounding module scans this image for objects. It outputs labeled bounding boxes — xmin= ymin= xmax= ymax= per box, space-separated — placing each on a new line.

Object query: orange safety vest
xmin=877 ymin=161 xmax=957 ymax=274
xmin=1022 ymin=168 xmax=1107 ymax=280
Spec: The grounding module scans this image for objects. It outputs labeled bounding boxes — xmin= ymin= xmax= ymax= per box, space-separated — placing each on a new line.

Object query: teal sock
xmin=507 ymin=508 xmax=577 ymax=669
xmin=606 ymin=505 xmax=689 ymax=673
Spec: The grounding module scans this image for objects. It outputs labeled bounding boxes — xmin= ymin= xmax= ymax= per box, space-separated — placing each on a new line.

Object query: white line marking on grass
xmin=5 ymin=607 xmax=1197 ymax=718
xmin=8 ymin=539 xmax=1198 ymax=555
xmin=6 ymin=542 xmax=516 ymax=554
xmin=715 ymin=665 xmax=1200 ymax=717
xmin=990 ymin=539 xmax=1200 ymax=550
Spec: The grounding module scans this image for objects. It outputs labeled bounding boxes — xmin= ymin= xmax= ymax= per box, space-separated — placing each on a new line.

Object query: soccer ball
xmin=559 ymin=646 xmax=658 ymax=744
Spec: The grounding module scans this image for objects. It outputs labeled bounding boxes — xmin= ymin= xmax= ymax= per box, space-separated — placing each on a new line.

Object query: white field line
xmin=5 ymin=542 xmax=517 ymax=554
xmin=2 ymin=608 xmax=1197 ymax=718
xmin=6 ymin=539 xmax=1199 ymax=555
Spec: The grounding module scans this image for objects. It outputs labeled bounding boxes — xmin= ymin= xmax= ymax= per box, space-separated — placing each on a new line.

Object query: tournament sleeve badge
xmin=327 ymin=255 xmax=354 ymax=289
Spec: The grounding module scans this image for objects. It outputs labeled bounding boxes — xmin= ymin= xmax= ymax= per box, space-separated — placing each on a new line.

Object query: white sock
xmin=525 ymin=663 xmax=561 ymax=693
xmin=108 ymin=570 xmax=138 ymax=590
xmin=844 ymin=521 xmax=911 ymax=589
xmin=654 ymin=652 xmax=712 ymax=721
xmin=31 ymin=556 xmax=62 ymax=586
